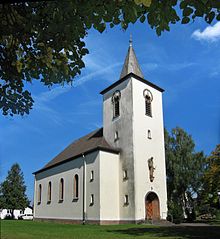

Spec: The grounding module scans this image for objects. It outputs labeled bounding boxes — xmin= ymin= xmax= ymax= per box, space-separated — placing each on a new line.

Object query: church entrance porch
xmin=145 ymin=192 xmax=160 ymax=220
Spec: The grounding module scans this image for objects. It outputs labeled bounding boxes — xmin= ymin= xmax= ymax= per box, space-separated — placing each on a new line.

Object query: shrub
xmin=168 ymin=201 xmax=184 ymax=224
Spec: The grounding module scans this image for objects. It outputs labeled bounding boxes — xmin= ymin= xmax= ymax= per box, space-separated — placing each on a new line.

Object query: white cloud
xmin=165 ymin=62 xmax=195 ymax=71
xmin=35 ymin=86 xmax=70 ymax=103
xmin=142 ymin=63 xmax=158 ymax=71
xmin=74 ymin=62 xmax=121 ymax=87
xmin=192 ymin=22 xmax=220 ymax=42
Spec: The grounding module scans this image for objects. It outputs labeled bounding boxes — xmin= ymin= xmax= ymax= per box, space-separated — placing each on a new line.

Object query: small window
xmin=59 ymin=178 xmax=64 ymax=202
xmin=74 ymin=175 xmax=79 ymax=199
xmin=124 ymin=195 xmax=129 ymax=206
xmin=90 ymin=194 xmax=94 ymax=206
xmin=38 ymin=184 xmax=42 ymax=204
xmin=90 ymin=171 xmax=94 ymax=182
xmin=114 ymin=131 xmax=119 ymax=141
xmin=47 ymin=181 xmax=52 ymax=203
xmin=147 ymin=129 xmax=152 ymax=139
xmin=112 ymin=90 xmax=121 ymax=118
xmin=123 ymin=170 xmax=128 ymax=180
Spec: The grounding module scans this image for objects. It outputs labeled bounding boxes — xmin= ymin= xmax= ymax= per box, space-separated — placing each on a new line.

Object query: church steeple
xmin=120 ymin=35 xmax=144 ymax=79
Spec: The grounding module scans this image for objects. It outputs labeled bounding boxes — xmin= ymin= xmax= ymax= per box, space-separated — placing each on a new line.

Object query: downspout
xmin=82 ymin=154 xmax=86 ymax=224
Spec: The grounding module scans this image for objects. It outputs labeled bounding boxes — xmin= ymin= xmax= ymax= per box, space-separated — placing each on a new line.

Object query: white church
xmin=33 ymin=39 xmax=168 ymax=224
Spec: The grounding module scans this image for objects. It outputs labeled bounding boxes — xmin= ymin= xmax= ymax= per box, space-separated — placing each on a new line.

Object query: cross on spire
xmin=129 ymin=33 xmax=132 ymax=47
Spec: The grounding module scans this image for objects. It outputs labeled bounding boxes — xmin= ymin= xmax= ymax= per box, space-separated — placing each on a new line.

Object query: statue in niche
xmin=148 ymin=157 xmax=155 ymax=182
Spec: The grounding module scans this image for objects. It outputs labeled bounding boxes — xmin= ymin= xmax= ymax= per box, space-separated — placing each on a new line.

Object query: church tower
xmin=101 ymin=38 xmax=168 ymax=221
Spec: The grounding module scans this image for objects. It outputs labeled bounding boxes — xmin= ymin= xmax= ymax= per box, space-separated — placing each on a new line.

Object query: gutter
xmin=33 ymin=146 xmax=120 ymax=175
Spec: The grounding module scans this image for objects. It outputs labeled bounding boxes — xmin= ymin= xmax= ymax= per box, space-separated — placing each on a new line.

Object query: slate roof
xmin=33 ymin=128 xmax=119 ymax=174
xmin=120 ymin=38 xmax=144 ymax=79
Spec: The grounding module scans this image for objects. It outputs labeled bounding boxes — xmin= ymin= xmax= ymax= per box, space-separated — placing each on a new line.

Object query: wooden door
xmin=146 ymin=200 xmax=153 ymax=219
xmin=145 ymin=192 xmax=160 ymax=220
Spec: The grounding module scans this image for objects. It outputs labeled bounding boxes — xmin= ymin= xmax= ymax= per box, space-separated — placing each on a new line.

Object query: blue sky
xmin=0 ymin=19 xmax=220 ymax=202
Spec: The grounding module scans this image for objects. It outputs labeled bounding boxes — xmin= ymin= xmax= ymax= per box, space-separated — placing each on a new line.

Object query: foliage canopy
xmin=201 ymin=144 xmax=220 ymax=207
xmin=165 ymin=127 xmax=205 ymax=220
xmin=1 ymin=0 xmax=220 ymax=116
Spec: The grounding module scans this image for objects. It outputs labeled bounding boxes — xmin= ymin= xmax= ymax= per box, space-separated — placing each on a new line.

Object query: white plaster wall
xmin=85 ymin=152 xmax=100 ymax=221
xmin=132 ymin=77 xmax=168 ymax=220
xmin=99 ymin=151 xmax=119 ymax=220
xmin=34 ymin=151 xmax=100 ymax=221
xmin=103 ymin=79 xmax=135 ymax=220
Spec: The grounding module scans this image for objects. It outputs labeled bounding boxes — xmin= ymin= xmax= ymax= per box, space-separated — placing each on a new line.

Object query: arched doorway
xmin=145 ymin=192 xmax=160 ymax=220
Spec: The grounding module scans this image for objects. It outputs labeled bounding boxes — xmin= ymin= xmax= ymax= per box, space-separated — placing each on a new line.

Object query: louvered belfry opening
xmin=145 ymin=98 xmax=152 ymax=117
xmin=114 ymin=99 xmax=120 ymax=118
xmin=112 ymin=90 xmax=121 ymax=118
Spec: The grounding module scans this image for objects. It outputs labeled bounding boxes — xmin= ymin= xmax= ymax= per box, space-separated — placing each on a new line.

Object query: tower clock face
xmin=143 ymin=89 xmax=153 ymax=102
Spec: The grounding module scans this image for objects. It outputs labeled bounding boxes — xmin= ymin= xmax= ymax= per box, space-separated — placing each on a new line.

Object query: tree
xmin=0 ymin=163 xmax=30 ymax=218
xmin=1 ymin=0 xmax=220 ymax=116
xmin=200 ymin=144 xmax=220 ymax=209
xmin=165 ymin=127 xmax=205 ymax=221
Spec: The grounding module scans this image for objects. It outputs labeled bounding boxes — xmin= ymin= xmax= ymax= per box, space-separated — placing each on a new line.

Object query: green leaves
xmin=140 ymin=14 xmax=146 ymax=23
xmin=165 ymin=127 xmax=206 ymax=219
xmin=16 ymin=61 xmax=23 ymax=73
xmin=180 ymin=0 xmax=220 ymax=25
xmin=94 ymin=22 xmax=106 ymax=33
xmin=201 ymin=145 xmax=220 ymax=207
xmin=183 ymin=7 xmax=193 ymax=16
xmin=205 ymin=11 xmax=215 ymax=24
xmin=134 ymin=0 xmax=152 ymax=7
xmin=182 ymin=16 xmax=190 ymax=24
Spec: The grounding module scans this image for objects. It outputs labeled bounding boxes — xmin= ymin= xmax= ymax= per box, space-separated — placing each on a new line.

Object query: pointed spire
xmin=120 ymin=36 xmax=144 ymax=79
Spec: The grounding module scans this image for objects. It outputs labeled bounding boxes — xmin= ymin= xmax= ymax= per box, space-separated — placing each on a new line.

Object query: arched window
xmin=59 ymin=178 xmax=64 ymax=202
xmin=123 ymin=170 xmax=128 ymax=180
xmin=47 ymin=182 xmax=51 ymax=203
xmin=90 ymin=194 xmax=94 ymax=206
xmin=112 ymin=90 xmax=121 ymax=118
xmin=114 ymin=131 xmax=119 ymax=141
xmin=74 ymin=175 xmax=79 ymax=199
xmin=143 ymin=89 xmax=153 ymax=117
xmin=124 ymin=195 xmax=129 ymax=206
xmin=38 ymin=184 xmax=42 ymax=204
xmin=90 ymin=171 xmax=94 ymax=182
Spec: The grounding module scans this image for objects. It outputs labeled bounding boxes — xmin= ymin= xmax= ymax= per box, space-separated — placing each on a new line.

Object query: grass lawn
xmin=1 ymin=220 xmax=220 ymax=239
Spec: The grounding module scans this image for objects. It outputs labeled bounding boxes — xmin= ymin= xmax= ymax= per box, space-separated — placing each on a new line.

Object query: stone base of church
xmin=34 ymin=217 xmax=144 ymax=225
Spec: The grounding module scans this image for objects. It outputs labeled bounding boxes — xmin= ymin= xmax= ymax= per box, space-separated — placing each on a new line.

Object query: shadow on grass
xmin=107 ymin=226 xmax=220 ymax=239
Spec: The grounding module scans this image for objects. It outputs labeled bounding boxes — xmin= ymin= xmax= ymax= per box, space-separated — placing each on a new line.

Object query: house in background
xmin=33 ymin=39 xmax=168 ymax=224
xmin=0 ymin=206 xmax=33 ymax=219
